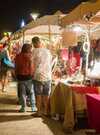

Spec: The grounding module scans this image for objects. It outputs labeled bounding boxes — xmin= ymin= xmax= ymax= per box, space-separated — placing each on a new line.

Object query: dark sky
xmin=0 ymin=0 xmax=88 ymax=37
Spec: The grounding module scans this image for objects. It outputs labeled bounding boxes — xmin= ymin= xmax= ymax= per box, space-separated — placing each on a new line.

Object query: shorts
xmin=33 ymin=80 xmax=51 ymax=96
xmin=0 ymin=65 xmax=9 ymax=79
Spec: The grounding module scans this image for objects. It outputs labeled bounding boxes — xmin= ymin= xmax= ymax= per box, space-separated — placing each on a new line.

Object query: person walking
xmin=0 ymin=43 xmax=13 ymax=92
xmin=32 ymin=36 xmax=52 ymax=117
xmin=15 ymin=43 xmax=37 ymax=112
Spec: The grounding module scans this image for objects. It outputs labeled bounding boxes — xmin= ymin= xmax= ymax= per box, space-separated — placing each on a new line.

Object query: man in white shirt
xmin=32 ymin=36 xmax=52 ymax=117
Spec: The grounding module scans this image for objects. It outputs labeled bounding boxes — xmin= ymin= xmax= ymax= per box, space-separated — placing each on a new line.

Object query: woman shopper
xmin=15 ymin=43 xmax=37 ymax=112
xmin=0 ymin=43 xmax=14 ymax=92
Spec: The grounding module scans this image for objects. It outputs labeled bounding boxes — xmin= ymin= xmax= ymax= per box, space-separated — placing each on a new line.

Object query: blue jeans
xmin=17 ymin=80 xmax=36 ymax=110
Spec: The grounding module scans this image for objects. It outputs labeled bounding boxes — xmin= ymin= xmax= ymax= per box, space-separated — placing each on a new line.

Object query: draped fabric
xmin=50 ymin=82 xmax=99 ymax=130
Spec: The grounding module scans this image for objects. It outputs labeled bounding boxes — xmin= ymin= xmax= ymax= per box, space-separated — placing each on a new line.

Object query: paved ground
xmin=0 ymin=82 xmax=94 ymax=135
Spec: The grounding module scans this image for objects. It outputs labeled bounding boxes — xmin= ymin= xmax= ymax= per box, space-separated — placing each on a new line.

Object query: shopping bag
xmin=3 ymin=58 xmax=15 ymax=68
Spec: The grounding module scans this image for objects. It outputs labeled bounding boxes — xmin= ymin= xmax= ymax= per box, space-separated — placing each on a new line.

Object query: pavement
xmin=0 ymin=81 xmax=95 ymax=135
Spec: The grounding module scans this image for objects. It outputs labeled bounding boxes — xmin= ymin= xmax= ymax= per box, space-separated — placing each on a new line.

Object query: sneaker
xmin=19 ymin=108 xmax=25 ymax=112
xmin=31 ymin=107 xmax=37 ymax=112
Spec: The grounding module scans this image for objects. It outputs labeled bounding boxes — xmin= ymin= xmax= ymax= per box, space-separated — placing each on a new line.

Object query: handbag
xmin=3 ymin=58 xmax=15 ymax=68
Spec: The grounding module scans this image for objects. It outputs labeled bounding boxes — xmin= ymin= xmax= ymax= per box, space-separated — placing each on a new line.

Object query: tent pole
xmin=85 ymin=27 xmax=91 ymax=79
xmin=22 ymin=30 xmax=25 ymax=45
xmin=48 ymin=24 xmax=51 ymax=42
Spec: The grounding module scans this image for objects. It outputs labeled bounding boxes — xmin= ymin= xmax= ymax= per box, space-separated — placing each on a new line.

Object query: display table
xmin=50 ymin=82 xmax=99 ymax=131
xmin=86 ymin=94 xmax=100 ymax=133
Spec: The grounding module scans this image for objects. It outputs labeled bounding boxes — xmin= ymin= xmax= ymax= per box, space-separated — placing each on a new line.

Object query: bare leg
xmin=1 ymin=75 xmax=6 ymax=92
xmin=42 ymin=95 xmax=50 ymax=115
xmin=36 ymin=95 xmax=42 ymax=115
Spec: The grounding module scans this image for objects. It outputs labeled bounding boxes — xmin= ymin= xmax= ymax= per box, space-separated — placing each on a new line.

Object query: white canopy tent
xmin=59 ymin=0 xmax=100 ymax=48
xmin=61 ymin=0 xmax=100 ymax=27
xmin=23 ymin=11 xmax=65 ymax=43
xmin=11 ymin=11 xmax=65 ymax=44
xmin=25 ymin=11 xmax=65 ymax=29
xmin=24 ymin=25 xmax=62 ymax=43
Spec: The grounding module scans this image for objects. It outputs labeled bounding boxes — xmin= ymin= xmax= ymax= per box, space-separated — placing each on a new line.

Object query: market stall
xmin=50 ymin=1 xmax=100 ymax=132
xmin=10 ymin=11 xmax=65 ymax=56
xmin=12 ymin=11 xmax=64 ymax=43
xmin=59 ymin=2 xmax=100 ymax=85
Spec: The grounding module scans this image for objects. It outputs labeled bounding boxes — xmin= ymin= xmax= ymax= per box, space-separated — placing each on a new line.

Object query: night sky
xmin=0 ymin=0 xmax=88 ymax=38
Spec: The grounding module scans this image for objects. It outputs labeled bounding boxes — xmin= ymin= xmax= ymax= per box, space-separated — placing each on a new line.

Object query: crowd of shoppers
xmin=0 ymin=36 xmax=52 ymax=116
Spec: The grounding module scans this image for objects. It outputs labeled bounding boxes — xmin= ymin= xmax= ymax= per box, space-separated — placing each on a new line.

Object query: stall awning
xmin=25 ymin=25 xmax=62 ymax=35
xmin=12 ymin=11 xmax=65 ymax=40
xmin=61 ymin=0 xmax=100 ymax=27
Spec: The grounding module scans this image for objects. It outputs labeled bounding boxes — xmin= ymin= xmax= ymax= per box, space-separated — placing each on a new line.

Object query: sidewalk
xmin=0 ymin=81 xmax=86 ymax=135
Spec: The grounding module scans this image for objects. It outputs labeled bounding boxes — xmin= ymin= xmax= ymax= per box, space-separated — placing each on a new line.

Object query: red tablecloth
xmin=71 ymin=85 xmax=99 ymax=94
xmin=86 ymin=94 xmax=100 ymax=133
xmin=50 ymin=82 xmax=100 ymax=130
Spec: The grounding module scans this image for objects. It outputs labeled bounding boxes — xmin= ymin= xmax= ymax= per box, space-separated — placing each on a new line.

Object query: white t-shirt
xmin=33 ymin=48 xmax=52 ymax=82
